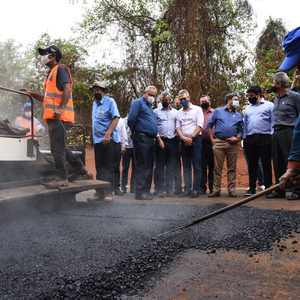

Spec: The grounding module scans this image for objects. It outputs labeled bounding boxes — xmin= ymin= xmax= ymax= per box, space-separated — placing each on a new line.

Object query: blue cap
xmin=279 ymin=27 xmax=300 ymax=71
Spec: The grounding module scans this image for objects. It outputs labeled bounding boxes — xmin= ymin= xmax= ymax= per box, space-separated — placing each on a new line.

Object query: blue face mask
xmin=180 ymin=99 xmax=189 ymax=107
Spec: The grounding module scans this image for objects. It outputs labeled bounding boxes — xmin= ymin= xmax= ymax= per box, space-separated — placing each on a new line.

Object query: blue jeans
xmin=121 ymin=148 xmax=136 ymax=191
xmin=243 ymin=147 xmax=264 ymax=186
xmin=155 ymin=138 xmax=177 ymax=193
xmin=181 ymin=136 xmax=202 ymax=192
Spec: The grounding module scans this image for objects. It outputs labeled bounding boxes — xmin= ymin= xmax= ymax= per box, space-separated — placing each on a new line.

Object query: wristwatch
xmin=189 ymin=135 xmax=194 ymax=139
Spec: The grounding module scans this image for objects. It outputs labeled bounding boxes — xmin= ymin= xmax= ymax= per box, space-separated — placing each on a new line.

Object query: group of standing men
xmin=22 ymin=26 xmax=300 ymax=202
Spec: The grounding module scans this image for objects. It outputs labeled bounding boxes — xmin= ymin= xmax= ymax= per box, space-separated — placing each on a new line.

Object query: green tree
xmin=76 ymin=0 xmax=255 ymax=108
xmin=251 ymin=17 xmax=287 ymax=99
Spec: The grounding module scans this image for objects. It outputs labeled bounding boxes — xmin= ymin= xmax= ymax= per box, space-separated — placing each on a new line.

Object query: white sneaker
xmin=258 ymin=185 xmax=265 ymax=191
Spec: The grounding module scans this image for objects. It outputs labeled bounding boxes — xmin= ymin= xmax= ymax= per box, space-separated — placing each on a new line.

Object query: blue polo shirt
xmin=92 ymin=96 xmax=120 ymax=144
xmin=207 ymin=105 xmax=243 ymax=138
xmin=128 ymin=96 xmax=158 ymax=136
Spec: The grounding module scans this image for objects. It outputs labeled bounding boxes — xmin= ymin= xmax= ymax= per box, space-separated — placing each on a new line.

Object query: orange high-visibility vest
xmin=43 ymin=64 xmax=74 ymax=124
xmin=16 ymin=116 xmax=38 ymax=139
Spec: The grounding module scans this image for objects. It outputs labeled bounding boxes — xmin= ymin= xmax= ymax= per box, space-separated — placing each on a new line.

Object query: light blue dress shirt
xmin=243 ymin=100 xmax=274 ymax=139
xmin=154 ymin=107 xmax=177 ymax=138
xmin=92 ymin=96 xmax=120 ymax=144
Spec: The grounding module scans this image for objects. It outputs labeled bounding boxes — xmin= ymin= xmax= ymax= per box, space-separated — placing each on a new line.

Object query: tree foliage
xmin=251 ymin=17 xmax=287 ymax=99
xmin=77 ymin=0 xmax=255 ymax=109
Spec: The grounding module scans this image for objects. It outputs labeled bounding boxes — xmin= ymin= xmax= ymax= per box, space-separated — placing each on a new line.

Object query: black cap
xmin=38 ymin=45 xmax=62 ymax=61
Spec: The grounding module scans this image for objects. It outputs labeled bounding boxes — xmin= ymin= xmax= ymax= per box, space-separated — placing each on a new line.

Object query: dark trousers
xmin=272 ymin=128 xmax=293 ymax=184
xmin=244 ymin=134 xmax=272 ymax=190
xmin=94 ymin=141 xmax=115 ymax=193
xmin=181 ymin=136 xmax=202 ymax=192
xmin=133 ymin=133 xmax=154 ymax=195
xmin=121 ymin=148 xmax=136 ymax=191
xmin=272 ymin=127 xmax=300 ymax=195
xmin=155 ymin=138 xmax=177 ymax=193
xmin=200 ymin=141 xmax=214 ymax=192
xmin=113 ymin=142 xmax=122 ymax=190
xmin=48 ymin=119 xmax=83 ymax=179
xmin=174 ymin=150 xmax=182 ymax=192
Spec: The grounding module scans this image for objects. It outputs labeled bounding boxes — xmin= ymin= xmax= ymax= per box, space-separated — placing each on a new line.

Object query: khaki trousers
xmin=212 ymin=139 xmax=238 ymax=193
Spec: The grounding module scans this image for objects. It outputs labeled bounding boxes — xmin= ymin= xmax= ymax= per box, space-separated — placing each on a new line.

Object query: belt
xmin=246 ymin=133 xmax=270 ymax=138
xmin=135 ymin=132 xmax=156 ymax=139
xmin=273 ymin=125 xmax=294 ymax=131
xmin=160 ymin=137 xmax=175 ymax=141
xmin=216 ymin=136 xmax=228 ymax=141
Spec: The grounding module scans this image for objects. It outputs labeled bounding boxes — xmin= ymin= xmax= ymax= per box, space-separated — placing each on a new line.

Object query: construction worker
xmin=15 ymin=103 xmax=45 ymax=139
xmin=20 ymin=45 xmax=87 ymax=188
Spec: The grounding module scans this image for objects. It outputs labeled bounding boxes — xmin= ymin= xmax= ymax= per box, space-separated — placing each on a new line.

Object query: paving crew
xmin=88 ymin=81 xmax=120 ymax=202
xmin=128 ymin=86 xmax=158 ymax=200
xmin=154 ymin=91 xmax=178 ymax=198
xmin=15 ymin=103 xmax=45 ymax=139
xmin=243 ymin=85 xmax=274 ymax=197
xmin=278 ymin=26 xmax=300 ymax=200
xmin=280 ymin=113 xmax=300 ymax=192
xmin=176 ymin=89 xmax=204 ymax=198
xmin=207 ymin=93 xmax=243 ymax=198
xmin=20 ymin=45 xmax=88 ymax=189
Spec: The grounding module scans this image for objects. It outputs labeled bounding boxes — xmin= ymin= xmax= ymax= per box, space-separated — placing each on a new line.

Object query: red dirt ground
xmin=85 ymin=144 xmax=273 ymax=189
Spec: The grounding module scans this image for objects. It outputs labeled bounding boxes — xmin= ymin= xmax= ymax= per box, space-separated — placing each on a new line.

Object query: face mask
xmin=157 ymin=102 xmax=162 ymax=109
xmin=175 ymin=105 xmax=182 ymax=110
xmin=201 ymin=102 xmax=209 ymax=109
xmin=266 ymin=85 xmax=278 ymax=94
xmin=24 ymin=111 xmax=31 ymax=118
xmin=232 ymin=100 xmax=239 ymax=109
xmin=180 ymin=99 xmax=189 ymax=107
xmin=40 ymin=54 xmax=53 ymax=65
xmin=162 ymin=101 xmax=169 ymax=108
xmin=242 ymin=109 xmax=245 ymax=116
xmin=95 ymin=93 xmax=103 ymax=101
xmin=147 ymin=96 xmax=155 ymax=104
xmin=248 ymin=96 xmax=257 ymax=104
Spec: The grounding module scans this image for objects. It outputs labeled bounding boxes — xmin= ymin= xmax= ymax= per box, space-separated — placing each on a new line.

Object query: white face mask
xmin=40 ymin=54 xmax=53 ymax=65
xmin=232 ymin=100 xmax=239 ymax=109
xmin=147 ymin=96 xmax=155 ymax=104
xmin=24 ymin=111 xmax=31 ymax=118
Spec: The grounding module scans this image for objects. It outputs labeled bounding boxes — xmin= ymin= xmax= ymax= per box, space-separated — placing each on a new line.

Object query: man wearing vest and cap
xmin=266 ymin=27 xmax=300 ymax=200
xmin=88 ymin=81 xmax=120 ymax=202
xmin=20 ymin=45 xmax=88 ymax=188
xmin=15 ymin=103 xmax=45 ymax=139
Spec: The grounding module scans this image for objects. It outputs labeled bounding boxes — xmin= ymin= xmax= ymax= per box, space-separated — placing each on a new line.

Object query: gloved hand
xmin=36 ymin=125 xmax=43 ymax=133
xmin=279 ymin=169 xmax=300 ymax=190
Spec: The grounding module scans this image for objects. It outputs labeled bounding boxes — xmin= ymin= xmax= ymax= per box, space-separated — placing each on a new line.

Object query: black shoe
xmin=145 ymin=192 xmax=155 ymax=199
xmin=153 ymin=190 xmax=158 ymax=195
xmin=135 ymin=193 xmax=154 ymax=200
xmin=287 ymin=193 xmax=300 ymax=200
xmin=190 ymin=191 xmax=199 ymax=198
xmin=174 ymin=189 xmax=182 ymax=195
xmin=266 ymin=191 xmax=286 ymax=199
xmin=179 ymin=191 xmax=191 ymax=197
xmin=130 ymin=189 xmax=136 ymax=193
xmin=244 ymin=189 xmax=256 ymax=197
xmin=114 ymin=189 xmax=124 ymax=195
xmin=199 ymin=189 xmax=206 ymax=195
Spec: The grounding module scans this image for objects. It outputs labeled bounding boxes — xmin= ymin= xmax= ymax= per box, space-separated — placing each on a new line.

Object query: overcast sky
xmin=0 ymin=0 xmax=299 ymax=63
